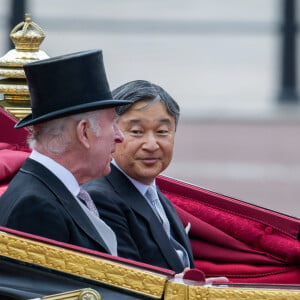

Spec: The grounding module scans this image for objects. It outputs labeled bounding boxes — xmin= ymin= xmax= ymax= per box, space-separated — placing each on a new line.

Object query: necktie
xmin=146 ymin=185 xmax=170 ymax=236
xmin=146 ymin=185 xmax=190 ymax=268
xmin=77 ymin=187 xmax=117 ymax=255
xmin=77 ymin=188 xmax=99 ymax=217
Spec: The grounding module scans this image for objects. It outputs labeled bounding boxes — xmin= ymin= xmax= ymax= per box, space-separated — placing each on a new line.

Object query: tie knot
xmin=78 ymin=188 xmax=90 ymax=201
xmin=146 ymin=186 xmax=158 ymax=204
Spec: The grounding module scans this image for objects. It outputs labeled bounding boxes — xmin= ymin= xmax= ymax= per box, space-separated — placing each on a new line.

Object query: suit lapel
xmin=157 ymin=187 xmax=194 ymax=263
xmin=21 ymin=159 xmax=110 ymax=253
xmin=106 ymin=165 xmax=184 ymax=270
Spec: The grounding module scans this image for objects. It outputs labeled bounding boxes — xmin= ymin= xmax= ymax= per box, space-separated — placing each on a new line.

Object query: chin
xmin=146 ymin=168 xmax=163 ymax=178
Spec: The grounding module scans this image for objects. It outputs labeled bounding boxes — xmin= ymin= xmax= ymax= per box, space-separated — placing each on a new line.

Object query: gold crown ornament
xmin=0 ymin=14 xmax=49 ymax=119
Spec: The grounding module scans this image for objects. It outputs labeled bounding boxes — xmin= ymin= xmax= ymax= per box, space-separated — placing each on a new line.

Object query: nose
xmin=114 ymin=123 xmax=124 ymax=143
xmin=142 ymin=132 xmax=159 ymax=151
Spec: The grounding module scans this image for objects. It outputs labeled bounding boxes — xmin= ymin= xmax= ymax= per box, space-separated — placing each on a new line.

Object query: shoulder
xmin=84 ymin=175 xmax=114 ymax=196
xmin=2 ymin=169 xmax=56 ymax=200
xmin=0 ymin=173 xmax=68 ymax=229
xmin=84 ymin=166 xmax=133 ymax=198
xmin=0 ymin=168 xmax=69 ymax=217
xmin=84 ymin=178 xmax=136 ymax=213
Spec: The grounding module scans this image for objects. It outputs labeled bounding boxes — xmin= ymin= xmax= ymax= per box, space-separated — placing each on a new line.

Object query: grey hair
xmin=112 ymin=80 xmax=180 ymax=129
xmin=28 ymin=111 xmax=102 ymax=154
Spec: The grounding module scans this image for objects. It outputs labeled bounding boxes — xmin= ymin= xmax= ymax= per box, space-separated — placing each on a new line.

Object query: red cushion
xmin=0 ymin=108 xmax=30 ymax=148
xmin=0 ymin=148 xmax=30 ymax=182
xmin=0 ymin=184 xmax=8 ymax=196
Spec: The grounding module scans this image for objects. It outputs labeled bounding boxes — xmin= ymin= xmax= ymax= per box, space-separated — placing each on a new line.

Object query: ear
xmin=76 ymin=120 xmax=91 ymax=149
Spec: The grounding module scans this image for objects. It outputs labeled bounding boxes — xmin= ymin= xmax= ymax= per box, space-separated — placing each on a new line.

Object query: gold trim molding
xmin=0 ymin=231 xmax=167 ymax=299
xmin=1 ymin=230 xmax=300 ymax=300
xmin=164 ymin=280 xmax=300 ymax=300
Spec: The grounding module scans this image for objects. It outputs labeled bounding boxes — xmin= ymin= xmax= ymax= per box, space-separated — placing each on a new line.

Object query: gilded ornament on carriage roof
xmin=0 ymin=14 xmax=49 ymax=119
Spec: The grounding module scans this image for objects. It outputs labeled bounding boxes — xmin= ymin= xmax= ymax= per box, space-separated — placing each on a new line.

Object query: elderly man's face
xmin=88 ymin=108 xmax=123 ymax=180
xmin=113 ymin=100 xmax=176 ymax=185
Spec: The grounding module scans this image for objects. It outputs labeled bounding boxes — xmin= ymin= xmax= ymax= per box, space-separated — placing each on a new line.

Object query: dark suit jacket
xmin=84 ymin=164 xmax=194 ymax=273
xmin=0 ymin=158 xmax=110 ymax=254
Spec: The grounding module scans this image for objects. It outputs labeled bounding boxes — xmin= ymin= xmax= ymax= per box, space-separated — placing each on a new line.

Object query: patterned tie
xmin=77 ymin=188 xmax=99 ymax=217
xmin=146 ymin=185 xmax=170 ymax=236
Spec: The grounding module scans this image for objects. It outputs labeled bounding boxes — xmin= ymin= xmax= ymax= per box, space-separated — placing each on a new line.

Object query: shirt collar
xmin=111 ymin=159 xmax=155 ymax=196
xmin=29 ymin=150 xmax=80 ymax=197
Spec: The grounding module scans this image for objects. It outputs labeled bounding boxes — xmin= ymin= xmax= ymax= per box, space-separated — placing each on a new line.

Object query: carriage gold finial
xmin=0 ymin=13 xmax=49 ymax=119
xmin=10 ymin=13 xmax=46 ymax=52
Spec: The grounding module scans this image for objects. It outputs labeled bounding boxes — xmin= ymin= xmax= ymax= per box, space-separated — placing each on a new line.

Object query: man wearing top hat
xmin=0 ymin=50 xmax=131 ymax=255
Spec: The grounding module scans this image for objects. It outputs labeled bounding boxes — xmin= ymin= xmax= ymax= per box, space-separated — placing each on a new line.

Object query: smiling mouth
xmin=140 ymin=158 xmax=159 ymax=164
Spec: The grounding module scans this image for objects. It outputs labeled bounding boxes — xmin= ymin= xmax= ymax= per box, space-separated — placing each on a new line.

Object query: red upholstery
xmin=0 ymin=108 xmax=31 ymax=193
xmin=0 ymin=184 xmax=8 ymax=196
xmin=0 ymin=146 xmax=30 ymax=182
xmin=157 ymin=176 xmax=300 ymax=284
xmin=0 ymin=107 xmax=30 ymax=148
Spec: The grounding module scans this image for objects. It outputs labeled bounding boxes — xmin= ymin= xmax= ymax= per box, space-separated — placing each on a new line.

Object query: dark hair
xmin=112 ymin=80 xmax=180 ymax=128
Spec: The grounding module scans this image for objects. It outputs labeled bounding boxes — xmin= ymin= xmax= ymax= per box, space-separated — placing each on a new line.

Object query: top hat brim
xmin=15 ymin=99 xmax=131 ymax=128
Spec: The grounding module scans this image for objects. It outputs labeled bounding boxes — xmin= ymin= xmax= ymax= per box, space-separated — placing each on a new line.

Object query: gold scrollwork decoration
xmin=41 ymin=288 xmax=101 ymax=300
xmin=164 ymin=280 xmax=300 ymax=300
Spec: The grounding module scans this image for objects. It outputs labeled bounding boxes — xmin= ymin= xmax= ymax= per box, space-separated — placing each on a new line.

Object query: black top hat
xmin=15 ymin=49 xmax=132 ymax=128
